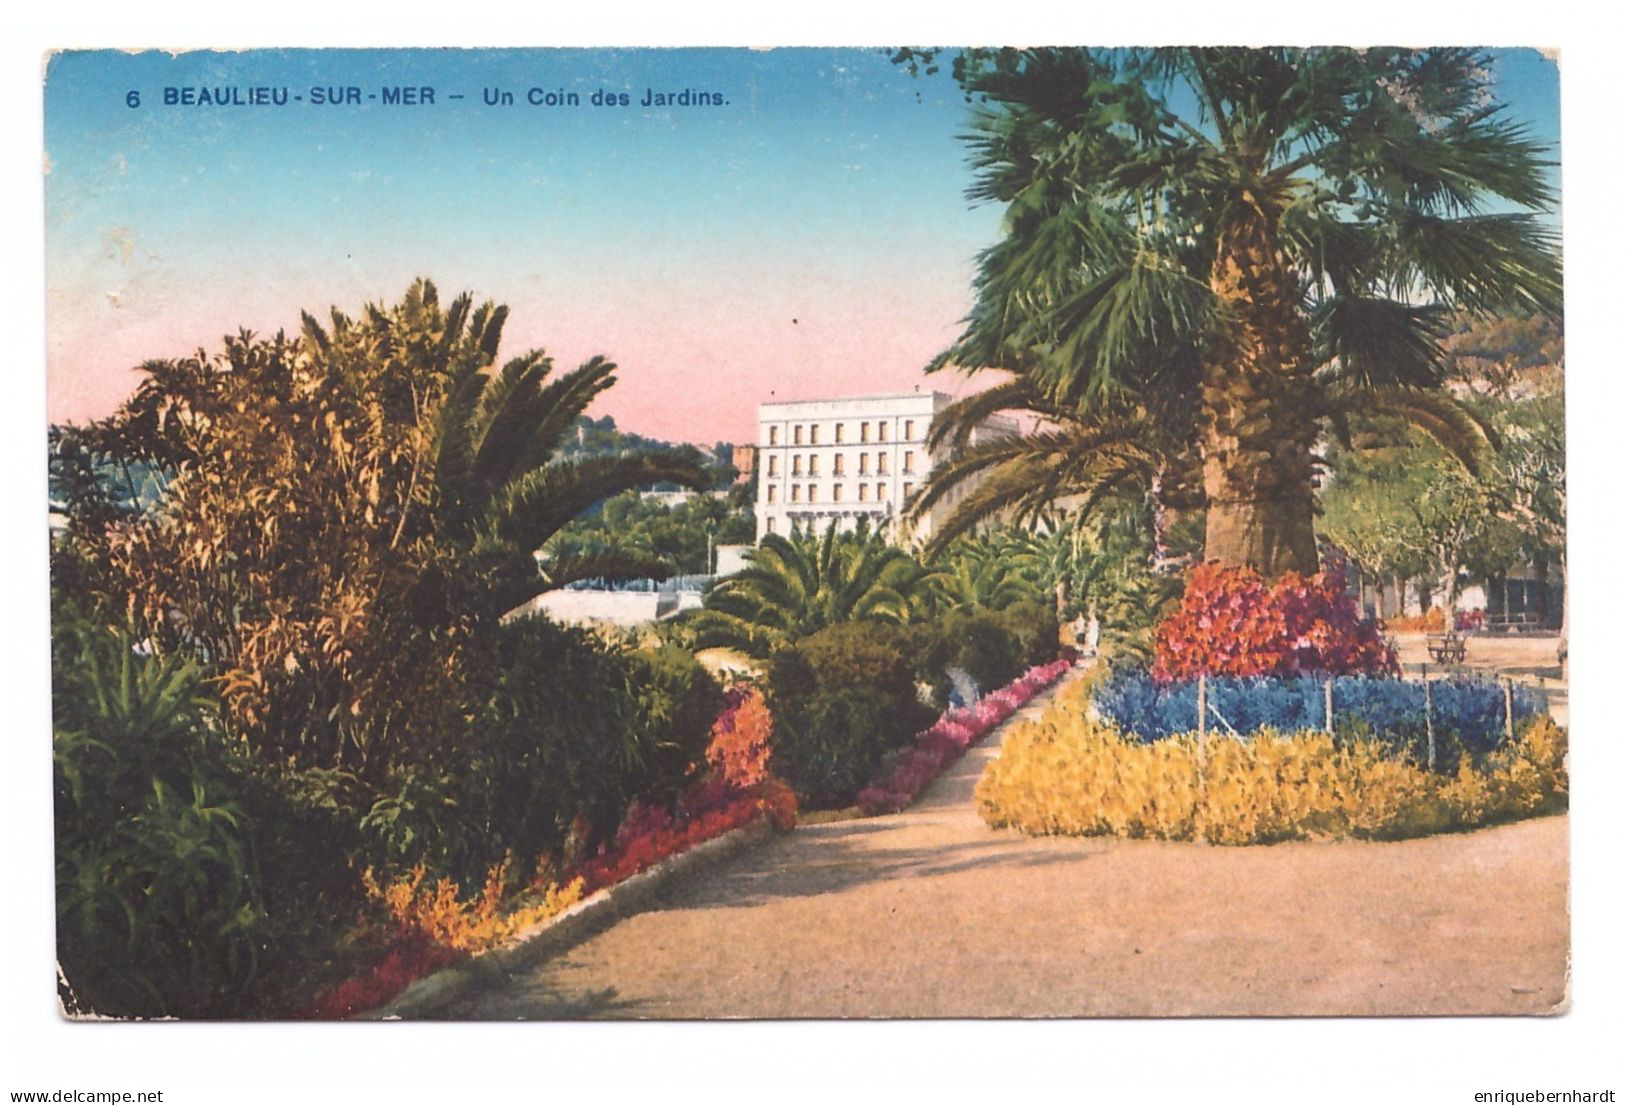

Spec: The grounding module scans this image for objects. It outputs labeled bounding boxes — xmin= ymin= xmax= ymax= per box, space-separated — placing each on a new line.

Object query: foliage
xmin=51 ymin=618 xmax=321 ymax=1018
xmin=1151 ymin=562 xmax=1396 ymax=681
xmin=1385 ymin=607 xmax=1447 ymax=633
xmin=690 ymin=521 xmax=938 ymax=657
xmin=68 ymin=281 xmax=708 ymax=784
xmin=899 ymin=47 xmax=1559 ymax=575
xmin=915 ymin=602 xmax=1058 ymax=704
xmin=705 ymin=685 xmax=774 ymax=789
xmin=1094 ymin=667 xmax=1542 ymax=774
xmin=858 ymin=659 xmax=1072 ymax=815
xmin=1047 ymin=504 xmax=1184 ymax=660
xmin=978 ymin=680 xmax=1567 ymax=844
xmin=766 ymin=622 xmax=938 ymax=808
xmin=424 ymin=617 xmax=720 ymax=886
xmin=924 ymin=528 xmax=1050 ymax=612
xmin=550 ymin=485 xmax=755 ymax=576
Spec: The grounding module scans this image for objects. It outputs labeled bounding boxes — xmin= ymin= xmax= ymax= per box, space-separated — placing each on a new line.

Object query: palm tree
xmin=909 ymin=47 xmax=1559 ymax=577
xmin=924 ymin=529 xmax=1050 ymax=614
xmin=298 ymin=281 xmax=711 ymax=620
xmin=426 ymin=351 xmax=710 ymax=617
xmin=687 ymin=521 xmax=938 ymax=657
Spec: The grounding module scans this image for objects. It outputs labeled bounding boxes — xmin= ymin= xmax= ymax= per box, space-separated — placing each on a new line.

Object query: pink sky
xmin=47 ymin=246 xmax=994 ymax=447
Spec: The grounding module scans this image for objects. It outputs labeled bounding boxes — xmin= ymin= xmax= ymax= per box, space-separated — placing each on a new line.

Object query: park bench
xmin=1426 ymin=632 xmax=1467 ymax=664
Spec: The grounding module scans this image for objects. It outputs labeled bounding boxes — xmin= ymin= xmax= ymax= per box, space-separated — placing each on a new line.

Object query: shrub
xmin=623 ymin=645 xmax=725 ymax=808
xmin=52 ymin=619 xmax=327 ymax=1018
xmin=706 ymin=685 xmax=774 ymax=788
xmin=402 ymin=617 xmax=721 ymax=890
xmin=767 ymin=622 xmax=937 ymax=808
xmin=917 ymin=610 xmax=1025 ymax=697
xmin=1152 ymin=562 xmax=1395 ymax=681
xmin=1385 ymin=607 xmax=1447 ymax=633
xmin=1093 ymin=667 xmax=1542 ymax=772
xmin=978 ymin=680 xmax=1567 ymax=845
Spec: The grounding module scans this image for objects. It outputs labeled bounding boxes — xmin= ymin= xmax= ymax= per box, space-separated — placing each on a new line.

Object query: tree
xmin=549 ymin=486 xmax=754 ymax=577
xmin=687 ymin=521 xmax=938 ymax=657
xmin=68 ymin=280 xmax=709 ymax=772
xmin=924 ymin=529 xmax=1049 ymax=614
xmin=1319 ymin=442 xmax=1432 ymax=619
xmin=900 ymin=47 xmax=1560 ymax=576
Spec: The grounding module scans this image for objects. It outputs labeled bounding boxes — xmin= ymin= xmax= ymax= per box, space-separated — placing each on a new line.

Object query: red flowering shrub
xmin=705 ymin=686 xmax=773 ymax=787
xmin=1152 ymin=562 xmax=1396 ymax=683
xmin=301 ymin=931 xmax=462 ymax=1020
xmin=299 ymin=692 xmax=797 ymax=1020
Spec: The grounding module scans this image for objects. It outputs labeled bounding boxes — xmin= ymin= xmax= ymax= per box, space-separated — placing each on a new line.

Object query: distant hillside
xmin=560 ymin=415 xmax=738 ymax=490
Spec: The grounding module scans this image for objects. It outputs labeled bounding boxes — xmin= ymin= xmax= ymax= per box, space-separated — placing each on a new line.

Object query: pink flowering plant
xmin=857 ymin=659 xmax=1072 ymax=815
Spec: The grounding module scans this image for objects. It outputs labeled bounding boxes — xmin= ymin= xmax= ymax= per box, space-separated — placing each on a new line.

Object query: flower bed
xmin=1095 ymin=668 xmax=1542 ymax=771
xmin=856 ymin=659 xmax=1072 ymax=815
xmin=978 ymin=678 xmax=1568 ymax=845
xmin=301 ymin=773 xmax=797 ymax=1019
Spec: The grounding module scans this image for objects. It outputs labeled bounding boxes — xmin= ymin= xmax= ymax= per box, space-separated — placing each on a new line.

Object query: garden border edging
xmin=358 ymin=816 xmax=776 ymax=1020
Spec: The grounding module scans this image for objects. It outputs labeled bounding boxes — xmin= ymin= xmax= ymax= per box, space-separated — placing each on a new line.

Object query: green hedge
xmin=766 ymin=622 xmax=937 ymax=809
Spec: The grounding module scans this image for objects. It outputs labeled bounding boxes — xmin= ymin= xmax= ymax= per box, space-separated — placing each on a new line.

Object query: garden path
xmin=440 ymin=670 xmax=1569 ymax=1019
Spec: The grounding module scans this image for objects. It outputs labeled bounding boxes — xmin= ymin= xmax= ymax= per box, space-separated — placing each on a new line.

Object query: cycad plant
xmin=902 ymin=47 xmax=1559 ymax=576
xmin=426 ymin=347 xmax=712 ymax=617
xmin=688 ymin=520 xmax=939 ymax=657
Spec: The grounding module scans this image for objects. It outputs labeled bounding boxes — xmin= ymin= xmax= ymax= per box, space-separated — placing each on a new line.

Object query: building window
xmin=810 ymin=424 xmax=820 ymax=445
xmin=766 ymin=516 xmax=776 ymax=533
xmin=767 ymin=485 xmax=777 ymax=503
xmin=808 ymin=484 xmax=818 ymax=503
xmin=835 ymin=423 xmax=845 ymax=444
xmin=794 ymin=425 xmax=803 ymax=445
xmin=833 ymin=453 xmax=845 ymax=476
xmin=878 ymin=422 xmax=888 ymax=442
xmin=860 ymin=421 xmax=870 ymax=443
xmin=858 ymin=453 xmax=869 ymax=475
xmin=768 ymin=426 xmax=778 ymax=446
xmin=903 ymin=482 xmax=914 ymax=500
xmin=808 ymin=455 xmax=819 ymax=476
xmin=832 ymin=484 xmax=843 ymax=503
xmin=903 ymin=450 xmax=915 ymax=474
xmin=791 ymin=484 xmax=801 ymax=502
xmin=792 ymin=455 xmax=802 ymax=476
xmin=877 ymin=452 xmax=889 ymax=475
xmin=858 ymin=483 xmax=868 ymax=502
xmin=767 ymin=455 xmax=779 ymax=477
xmin=876 ymin=482 xmax=886 ymax=500
xmin=905 ymin=419 xmax=915 ymax=440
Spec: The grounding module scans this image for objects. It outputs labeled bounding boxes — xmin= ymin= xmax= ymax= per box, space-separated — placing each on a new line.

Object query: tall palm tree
xmin=687 ymin=521 xmax=938 ymax=657
xmin=908 ymin=47 xmax=1559 ymax=577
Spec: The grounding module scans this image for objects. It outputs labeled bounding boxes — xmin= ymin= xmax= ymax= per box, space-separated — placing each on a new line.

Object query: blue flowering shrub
xmin=1093 ymin=668 xmax=1546 ymax=773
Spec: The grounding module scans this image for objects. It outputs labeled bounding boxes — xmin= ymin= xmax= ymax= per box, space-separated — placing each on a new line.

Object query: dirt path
xmin=441 ymin=676 xmax=1570 ymax=1019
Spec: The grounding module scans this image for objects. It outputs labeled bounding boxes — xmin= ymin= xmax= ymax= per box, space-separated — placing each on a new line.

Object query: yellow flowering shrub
xmin=977 ymin=680 xmax=1567 ymax=845
xmin=361 ymin=859 xmax=586 ymax=954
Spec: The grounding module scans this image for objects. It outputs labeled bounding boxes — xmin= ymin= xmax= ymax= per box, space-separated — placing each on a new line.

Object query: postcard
xmin=43 ymin=46 xmax=1568 ymax=1024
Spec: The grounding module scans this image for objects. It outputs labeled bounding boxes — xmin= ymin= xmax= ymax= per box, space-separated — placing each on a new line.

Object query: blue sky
xmin=44 ymin=47 xmax=1563 ymax=444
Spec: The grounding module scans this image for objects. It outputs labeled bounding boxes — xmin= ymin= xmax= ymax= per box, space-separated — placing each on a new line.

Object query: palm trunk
xmin=1200 ymin=202 xmax=1320 ymax=578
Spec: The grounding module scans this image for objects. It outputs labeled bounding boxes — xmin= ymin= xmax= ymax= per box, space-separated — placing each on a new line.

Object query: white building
xmin=754 ymin=390 xmax=1018 ymax=545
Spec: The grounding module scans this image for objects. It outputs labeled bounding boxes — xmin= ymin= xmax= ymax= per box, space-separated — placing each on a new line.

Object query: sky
xmin=12 ymin=10 xmax=1625 ymax=1104
xmin=43 ymin=46 xmax=1562 ymax=447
